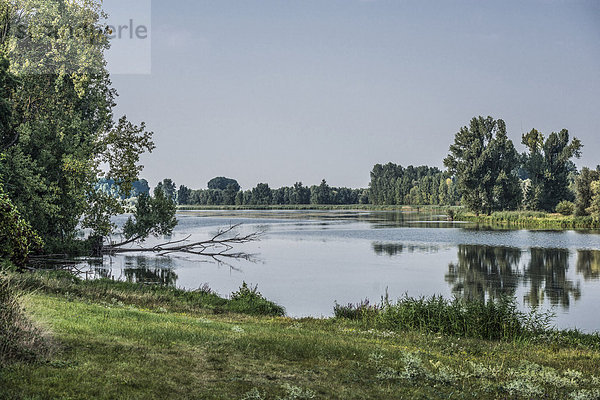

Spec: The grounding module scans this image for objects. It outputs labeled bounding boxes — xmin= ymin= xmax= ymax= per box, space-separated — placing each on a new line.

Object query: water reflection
xmin=372 ymin=242 xmax=440 ymax=256
xmin=440 ymin=245 xmax=582 ymax=310
xmin=445 ymin=245 xmax=522 ymax=302
xmin=97 ymin=256 xmax=179 ymax=286
xmin=576 ymin=250 xmax=600 ymax=281
xmin=524 ymin=248 xmax=580 ymax=309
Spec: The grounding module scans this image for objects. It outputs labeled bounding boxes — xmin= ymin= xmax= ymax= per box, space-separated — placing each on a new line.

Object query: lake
xmin=83 ymin=210 xmax=600 ymax=332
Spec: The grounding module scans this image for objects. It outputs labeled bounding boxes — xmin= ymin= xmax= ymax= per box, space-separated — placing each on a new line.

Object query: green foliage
xmin=335 ymin=294 xmax=554 ymax=341
xmin=444 ymin=116 xmax=521 ymax=214
xmin=180 ymin=180 xmax=366 ymax=207
xmin=521 ymin=129 xmax=582 ymax=211
xmin=123 ymin=186 xmax=177 ymax=242
xmin=556 ymin=200 xmax=576 ymax=216
xmin=309 ymin=179 xmax=332 ymax=205
xmin=156 ymin=178 xmax=176 ymax=201
xmin=0 ymin=0 xmax=156 ymax=252
xmin=369 ymin=163 xmax=458 ymax=206
xmin=575 ymin=167 xmax=600 ymax=216
xmin=208 ymin=176 xmax=240 ymax=191
xmin=0 ymin=184 xmax=42 ymax=265
xmin=229 ymin=282 xmax=285 ymax=316
xmin=251 ymin=183 xmax=273 ymax=205
xmin=176 ymin=184 xmax=191 ymax=205
xmin=0 ymin=54 xmax=18 ymax=149
xmin=588 ymin=181 xmax=600 ymax=219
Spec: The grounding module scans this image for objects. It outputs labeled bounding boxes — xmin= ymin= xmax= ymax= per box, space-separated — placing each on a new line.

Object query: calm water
xmin=83 ymin=210 xmax=600 ymax=332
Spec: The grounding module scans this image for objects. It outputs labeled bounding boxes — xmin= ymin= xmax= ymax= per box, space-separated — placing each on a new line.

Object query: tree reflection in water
xmin=524 ymin=248 xmax=580 ymax=309
xmin=372 ymin=242 xmax=440 ymax=256
xmin=96 ymin=256 xmax=178 ymax=287
xmin=445 ymin=245 xmax=522 ymax=302
xmin=576 ymin=250 xmax=600 ymax=281
xmin=445 ymin=245 xmax=582 ymax=310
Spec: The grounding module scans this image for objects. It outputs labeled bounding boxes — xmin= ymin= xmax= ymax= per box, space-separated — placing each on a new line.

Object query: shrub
xmin=556 ymin=200 xmax=575 ymax=216
xmin=229 ymin=282 xmax=285 ymax=316
xmin=0 ymin=272 xmax=51 ymax=365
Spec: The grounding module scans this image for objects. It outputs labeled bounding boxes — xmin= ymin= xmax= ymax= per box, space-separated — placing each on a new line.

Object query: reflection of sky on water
xmin=82 ymin=211 xmax=600 ymax=332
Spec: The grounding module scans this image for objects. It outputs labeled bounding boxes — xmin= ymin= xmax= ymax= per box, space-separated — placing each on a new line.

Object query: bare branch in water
xmin=102 ymin=224 xmax=263 ymax=266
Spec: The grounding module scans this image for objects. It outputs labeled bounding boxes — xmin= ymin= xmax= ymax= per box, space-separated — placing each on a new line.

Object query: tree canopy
xmin=444 ymin=116 xmax=521 ymax=214
xmin=0 ymin=0 xmax=176 ymax=254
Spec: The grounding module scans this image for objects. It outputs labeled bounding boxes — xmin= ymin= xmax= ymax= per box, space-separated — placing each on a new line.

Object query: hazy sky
xmin=106 ymin=0 xmax=600 ymax=190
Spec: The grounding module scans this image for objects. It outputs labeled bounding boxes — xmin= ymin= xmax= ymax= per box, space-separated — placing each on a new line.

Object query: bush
xmin=555 ymin=200 xmax=575 ymax=216
xmin=0 ymin=272 xmax=51 ymax=365
xmin=0 ymin=185 xmax=43 ymax=266
xmin=229 ymin=282 xmax=285 ymax=316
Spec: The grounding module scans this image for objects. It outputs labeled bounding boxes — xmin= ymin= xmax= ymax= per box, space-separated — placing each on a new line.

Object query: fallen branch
xmin=102 ymin=224 xmax=263 ymax=266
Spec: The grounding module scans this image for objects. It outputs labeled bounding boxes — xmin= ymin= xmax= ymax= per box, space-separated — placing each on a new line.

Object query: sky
xmin=105 ymin=0 xmax=600 ymax=190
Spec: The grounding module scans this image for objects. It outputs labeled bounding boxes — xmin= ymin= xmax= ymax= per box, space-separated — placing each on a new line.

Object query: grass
xmin=11 ymin=270 xmax=285 ymax=317
xmin=2 ymin=272 xmax=600 ymax=399
xmin=456 ymin=211 xmax=600 ymax=230
xmin=0 ymin=272 xmax=51 ymax=366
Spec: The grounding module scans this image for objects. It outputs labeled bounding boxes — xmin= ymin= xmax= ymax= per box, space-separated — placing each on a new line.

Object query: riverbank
xmin=2 ymin=272 xmax=600 ymax=399
xmin=456 ymin=211 xmax=600 ymax=230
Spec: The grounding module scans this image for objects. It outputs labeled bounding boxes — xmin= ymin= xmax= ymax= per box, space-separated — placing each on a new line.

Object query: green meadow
xmin=2 ymin=272 xmax=600 ymax=400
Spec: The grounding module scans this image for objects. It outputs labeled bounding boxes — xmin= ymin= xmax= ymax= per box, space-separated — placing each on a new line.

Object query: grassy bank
xmin=456 ymin=211 xmax=600 ymax=230
xmin=2 ymin=273 xmax=600 ymax=399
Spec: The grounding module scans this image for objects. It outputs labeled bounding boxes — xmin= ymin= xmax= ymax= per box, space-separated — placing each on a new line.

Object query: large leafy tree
xmin=444 ymin=116 xmax=521 ymax=215
xmin=208 ymin=177 xmax=240 ymax=192
xmin=0 ymin=0 xmax=168 ymax=251
xmin=521 ymin=129 xmax=582 ymax=211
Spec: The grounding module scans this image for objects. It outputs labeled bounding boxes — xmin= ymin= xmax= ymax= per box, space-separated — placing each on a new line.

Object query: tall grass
xmin=0 ymin=272 xmax=51 ymax=365
xmin=334 ymin=294 xmax=555 ymax=341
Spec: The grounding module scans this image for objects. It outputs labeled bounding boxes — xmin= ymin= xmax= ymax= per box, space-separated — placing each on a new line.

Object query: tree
xmin=521 ymin=129 xmax=582 ymax=211
xmin=0 ymin=0 xmax=171 ymax=252
xmin=177 ymin=185 xmax=191 ymax=205
xmin=131 ymin=179 xmax=150 ymax=198
xmin=588 ymin=181 xmax=600 ymax=219
xmin=251 ymin=183 xmax=272 ymax=205
xmin=574 ymin=167 xmax=600 ymax=216
xmin=444 ymin=116 xmax=521 ymax=214
xmin=310 ymin=179 xmax=332 ymax=205
xmin=223 ymin=183 xmax=240 ymax=205
xmin=208 ymin=177 xmax=240 ymax=192
xmin=119 ymin=186 xmax=177 ymax=246
xmin=156 ymin=179 xmax=176 ymax=202
xmin=0 ymin=184 xmax=42 ymax=266
xmin=0 ymin=54 xmax=18 ymax=150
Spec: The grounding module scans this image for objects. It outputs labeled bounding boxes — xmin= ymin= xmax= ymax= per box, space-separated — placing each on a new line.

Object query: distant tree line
xmin=172 ymin=178 xmax=369 ymax=206
xmin=120 ymin=116 xmax=600 ymax=220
